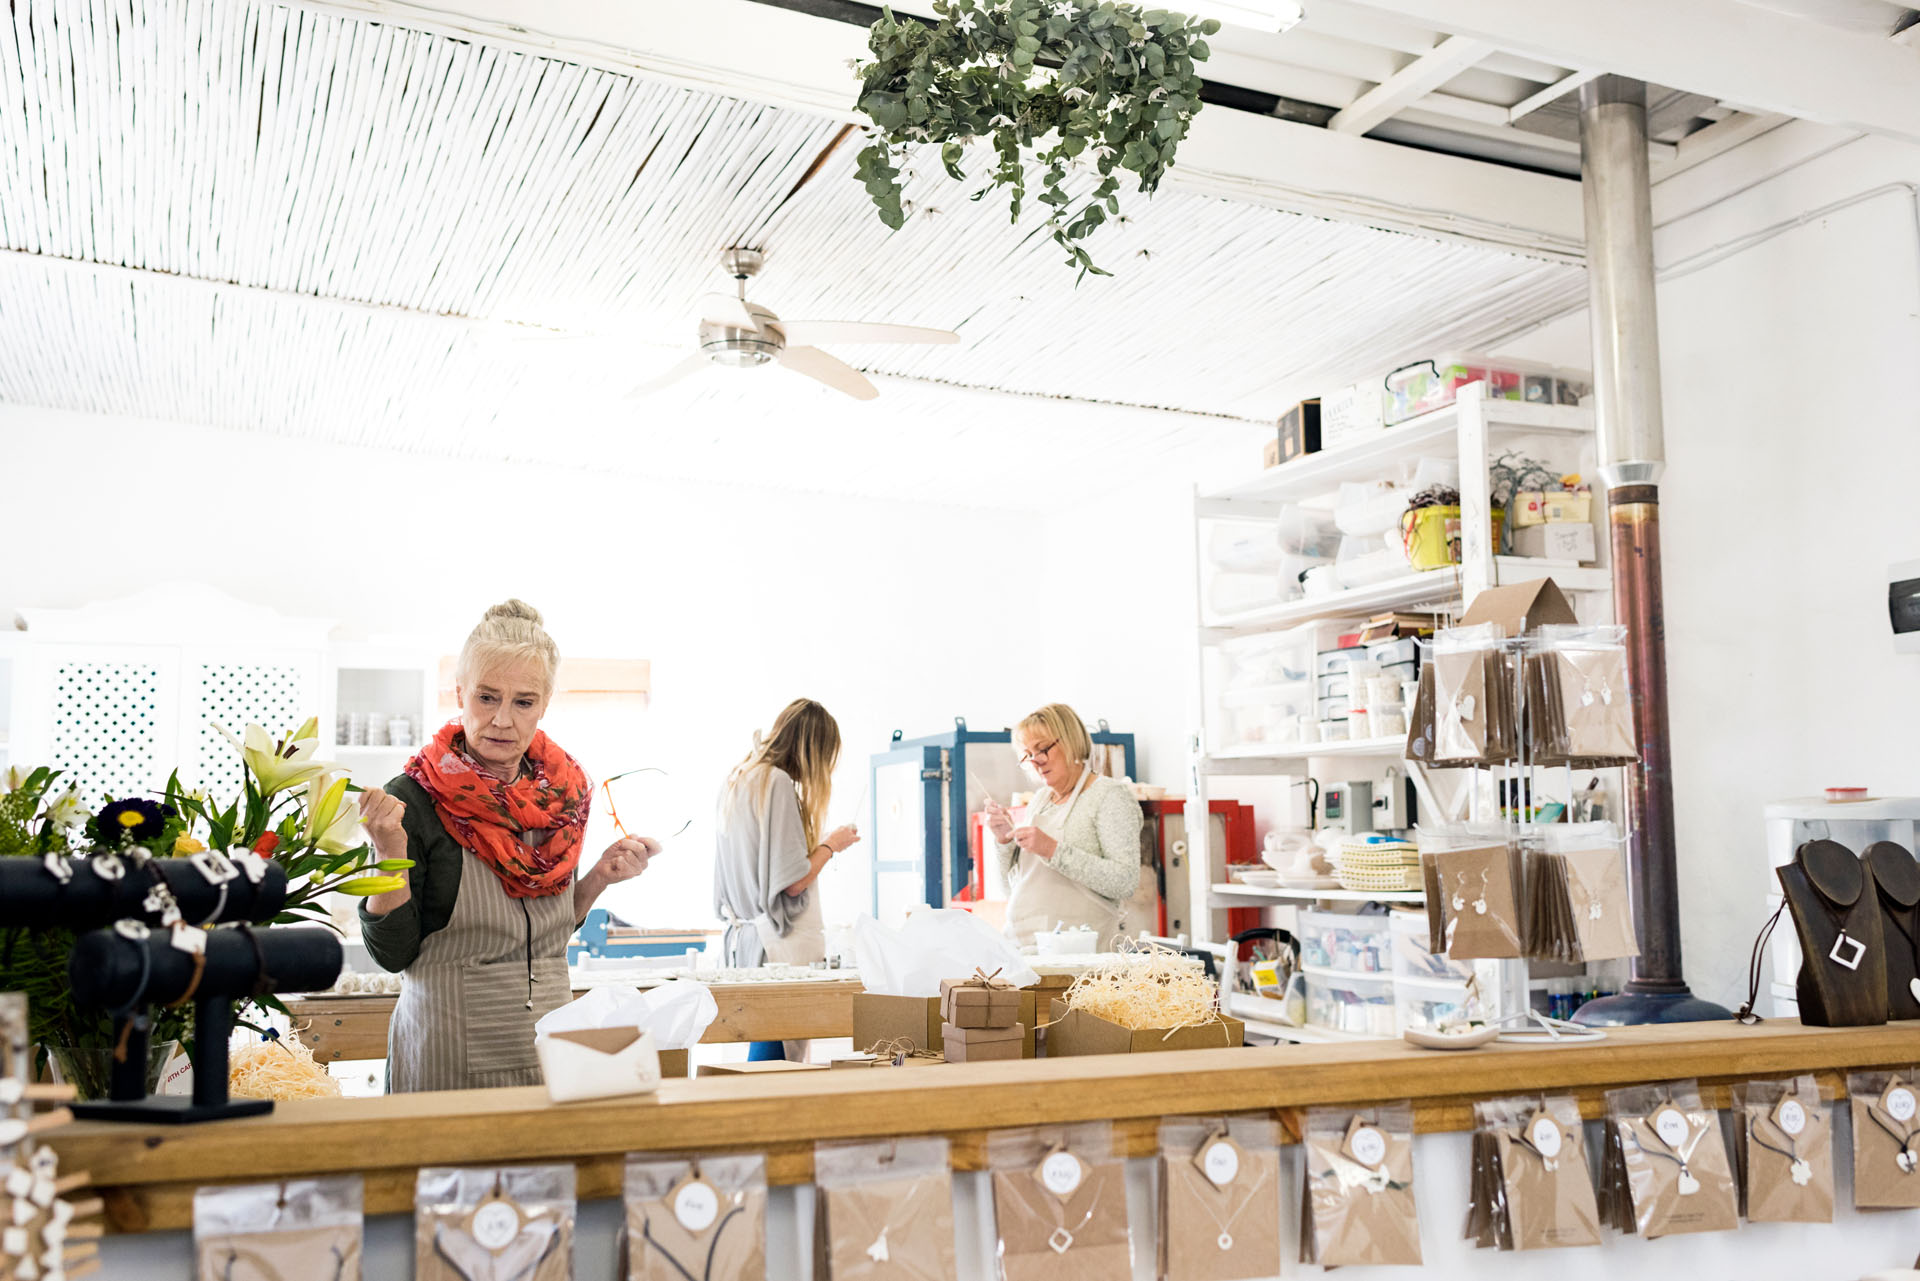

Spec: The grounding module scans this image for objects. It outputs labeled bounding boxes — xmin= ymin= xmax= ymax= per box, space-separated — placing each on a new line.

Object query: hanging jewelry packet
xmin=812 ymin=1136 xmax=957 ymax=1281
xmin=1426 ymin=627 xmax=1519 ymax=767
xmin=623 ymin=1153 xmax=766 ymax=1281
xmin=1847 ymin=1068 xmax=1920 ymax=1209
xmin=415 ymin=1165 xmax=574 ymax=1281
xmin=194 ymin=1177 xmax=363 ymax=1281
xmin=988 ymin=1121 xmax=1131 ymax=1281
xmin=1463 ymin=1095 xmax=1601 ymax=1251
xmin=1418 ymin=826 xmax=1524 ymax=961
xmin=1523 ymin=822 xmax=1638 ymax=964
xmin=1158 ymin=1116 xmax=1280 ymax=1281
xmin=1299 ymin=1102 xmax=1422 ymax=1267
xmin=1524 ymin=625 xmax=1639 ymax=768
xmin=1600 ymin=1082 xmax=1737 ymax=1238
xmin=1732 ymin=1076 xmax=1832 ymax=1224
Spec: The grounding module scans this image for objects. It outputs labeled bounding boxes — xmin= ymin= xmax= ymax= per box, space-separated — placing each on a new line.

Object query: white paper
xmin=850 ymin=910 xmax=1041 ymax=997
xmin=532 ymin=977 xmax=718 ymax=1050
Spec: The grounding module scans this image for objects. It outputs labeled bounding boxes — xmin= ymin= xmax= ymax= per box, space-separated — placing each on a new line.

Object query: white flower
xmin=1050 ymin=0 xmax=1076 ymax=15
xmin=954 ymin=10 xmax=978 ymax=32
xmin=46 ymin=788 xmax=86 ymax=832
xmin=2 ymin=764 xmax=26 ymax=792
xmin=212 ymin=718 xmax=335 ymax=796
xmin=1061 ymin=86 xmax=1092 ymax=102
xmin=990 ymin=113 xmax=1015 ymax=128
xmin=303 ymin=773 xmax=364 ymax=856
xmin=1109 ymin=94 xmax=1132 ymax=113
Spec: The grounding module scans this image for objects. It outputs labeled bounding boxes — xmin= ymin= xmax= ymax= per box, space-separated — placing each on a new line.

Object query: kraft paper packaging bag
xmin=1524 ymin=824 xmax=1639 ymax=965
xmin=814 ymin=1136 xmax=958 ymax=1281
xmin=1418 ymin=826 xmax=1522 ymax=962
xmin=415 ymin=1165 xmax=574 ymax=1281
xmin=1732 ymin=1076 xmax=1833 ymax=1225
xmin=1475 ymin=1096 xmax=1602 ymax=1251
xmin=1602 ymin=1083 xmax=1737 ymax=1239
xmin=195 ymin=1177 xmax=364 ymax=1281
xmin=1158 ymin=1116 xmax=1282 ymax=1281
xmin=989 ymin=1122 xmax=1132 ymax=1281
xmin=1301 ymin=1104 xmax=1422 ymax=1267
xmin=1848 ymin=1069 xmax=1920 ymax=1210
xmin=1531 ymin=627 xmax=1639 ymax=768
xmin=623 ymin=1153 xmax=766 ymax=1281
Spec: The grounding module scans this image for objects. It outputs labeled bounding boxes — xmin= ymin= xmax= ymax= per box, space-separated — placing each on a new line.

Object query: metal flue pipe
xmin=1572 ymin=76 xmax=1729 ymax=1025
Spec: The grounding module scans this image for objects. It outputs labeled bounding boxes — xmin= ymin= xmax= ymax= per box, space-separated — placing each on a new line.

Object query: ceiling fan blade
xmin=624 ymin=353 xmax=709 ymax=399
xmin=776 ymin=320 xmax=959 ymax=347
xmin=777 ymin=345 xmax=879 ymax=401
xmin=699 ymin=292 xmax=761 ymax=330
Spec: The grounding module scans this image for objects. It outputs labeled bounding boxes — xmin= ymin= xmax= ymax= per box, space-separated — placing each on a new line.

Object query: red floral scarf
xmin=405 ymin=721 xmax=591 ymax=899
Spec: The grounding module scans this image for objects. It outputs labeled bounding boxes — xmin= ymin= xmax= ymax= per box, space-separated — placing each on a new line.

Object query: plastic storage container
xmin=1307 ymin=971 xmax=1398 ymax=1036
xmin=1394 ymin=977 xmax=1477 ymax=1035
xmin=1334 ymin=481 xmax=1411 ymax=537
xmin=1296 ymin=909 xmax=1392 ymax=975
xmin=1389 ymin=911 xmax=1470 ymax=982
xmin=1382 ymin=355 xmax=1590 ymax=426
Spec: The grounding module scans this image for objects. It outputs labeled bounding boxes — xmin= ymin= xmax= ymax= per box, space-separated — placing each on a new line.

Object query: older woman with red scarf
xmin=356 ymin=599 xmax=661 ymax=1093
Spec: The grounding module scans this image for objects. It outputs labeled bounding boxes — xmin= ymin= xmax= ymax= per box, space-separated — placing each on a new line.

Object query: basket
xmin=1400 ymin=505 xmax=1505 ymax=570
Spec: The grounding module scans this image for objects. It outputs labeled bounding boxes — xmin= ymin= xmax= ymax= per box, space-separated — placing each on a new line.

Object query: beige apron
xmin=1005 ymin=771 xmax=1121 ymax=949
xmin=388 ymin=848 xmax=573 ymax=1092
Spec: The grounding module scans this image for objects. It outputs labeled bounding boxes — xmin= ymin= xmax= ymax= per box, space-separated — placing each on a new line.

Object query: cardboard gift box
xmin=1046 ymin=1000 xmax=1244 ymax=1056
xmin=1265 ymin=398 xmax=1322 ymax=468
xmin=696 ymin=1059 xmax=829 ymax=1077
xmin=534 ymin=1026 xmax=663 ymax=1103
xmin=853 ymin=991 xmax=1038 ymax=1057
xmin=939 ymin=976 xmax=1023 ymax=1029
xmin=940 ymin=1022 xmax=1024 ymax=1063
xmin=1512 ymin=522 xmax=1596 ymax=563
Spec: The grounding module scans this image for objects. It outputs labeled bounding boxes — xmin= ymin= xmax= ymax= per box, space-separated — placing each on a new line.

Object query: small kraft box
xmin=697 ymin=1060 xmax=828 ymax=1076
xmin=1512 ymin=523 xmax=1596 ymax=563
xmin=1046 ymin=1000 xmax=1245 ymax=1056
xmin=1269 ymin=399 xmax=1322 ymax=467
xmin=853 ymin=991 xmax=1040 ymax=1057
xmin=939 ymin=975 xmax=1022 ymax=1029
xmin=940 ymin=1022 xmax=1025 ymax=1063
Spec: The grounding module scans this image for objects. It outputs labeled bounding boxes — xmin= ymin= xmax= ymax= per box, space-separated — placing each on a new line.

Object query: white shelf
xmin=1204 ymin=558 xmax=1610 ymax=639
xmin=1200 ymin=400 xmax=1594 ymax=509
xmin=1303 ymin=964 xmax=1397 ymax=982
xmin=1210 ymin=883 xmax=1423 ymax=905
xmin=1206 ymin=736 xmax=1406 ymax=766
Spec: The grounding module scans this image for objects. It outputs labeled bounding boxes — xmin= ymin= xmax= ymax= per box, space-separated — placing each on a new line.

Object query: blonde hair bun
xmin=457 ymin=599 xmax=559 ymax=696
xmin=484 ymin=598 xmax=544 ymax=626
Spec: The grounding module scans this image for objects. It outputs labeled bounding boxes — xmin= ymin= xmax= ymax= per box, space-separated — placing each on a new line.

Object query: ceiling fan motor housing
xmin=699 ymin=312 xmax=782 ymax=367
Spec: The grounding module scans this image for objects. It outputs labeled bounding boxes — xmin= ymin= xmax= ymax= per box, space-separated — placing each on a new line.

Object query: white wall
xmin=0 ymin=404 xmax=1045 ymax=930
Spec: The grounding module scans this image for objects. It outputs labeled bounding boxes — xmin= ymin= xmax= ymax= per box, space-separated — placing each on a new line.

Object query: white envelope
xmin=535 ymin=1025 xmax=663 ymax=1104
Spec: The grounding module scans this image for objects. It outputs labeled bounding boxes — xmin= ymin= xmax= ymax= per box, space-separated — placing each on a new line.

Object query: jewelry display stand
xmin=1866 ymin=841 xmax=1920 ymax=1021
xmin=1777 ymin=839 xmax=1888 ymax=1028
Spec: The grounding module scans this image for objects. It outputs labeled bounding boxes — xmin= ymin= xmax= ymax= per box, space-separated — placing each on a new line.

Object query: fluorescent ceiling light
xmin=1191 ymin=1 xmax=1306 ymax=32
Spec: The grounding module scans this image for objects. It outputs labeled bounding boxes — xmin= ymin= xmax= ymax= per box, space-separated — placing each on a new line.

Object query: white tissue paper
xmin=533 ymin=979 xmax=718 ymax=1103
xmin=851 ymin=909 xmax=1040 ymax=997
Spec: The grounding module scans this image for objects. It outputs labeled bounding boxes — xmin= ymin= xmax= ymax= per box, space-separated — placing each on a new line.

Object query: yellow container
xmin=1402 ymin=505 xmax=1504 ymax=569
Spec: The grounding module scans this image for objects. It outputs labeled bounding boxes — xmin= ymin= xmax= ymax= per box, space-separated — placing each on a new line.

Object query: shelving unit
xmin=1208 ymin=883 xmax=1422 ymax=907
xmin=323 ymin=644 xmax=437 ymax=793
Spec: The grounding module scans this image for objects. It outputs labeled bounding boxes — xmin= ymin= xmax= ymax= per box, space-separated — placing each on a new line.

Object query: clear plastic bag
xmin=1526 ymin=625 xmax=1638 ymax=768
xmin=415 ymin=1165 xmax=575 ymax=1281
xmin=1300 ymin=1103 xmax=1421 ymax=1267
xmin=987 ymin=1122 xmax=1131 ymax=1281
xmin=1418 ymin=826 xmax=1524 ymax=961
xmin=1427 ymin=628 xmax=1518 ymax=767
xmin=1521 ymin=823 xmax=1638 ymax=964
xmin=1463 ymin=1096 xmax=1600 ymax=1251
xmin=1599 ymin=1082 xmax=1736 ymax=1238
xmin=1732 ymin=1076 xmax=1833 ymax=1224
xmin=624 ymin=1153 xmax=766 ymax=1281
xmin=1157 ymin=1116 xmax=1281 ymax=1281
xmin=1846 ymin=1068 xmax=1920 ymax=1209
xmin=1207 ymin=521 xmax=1282 ymax=574
xmin=194 ymin=1177 xmax=364 ymax=1281
xmin=814 ymin=1137 xmax=957 ymax=1280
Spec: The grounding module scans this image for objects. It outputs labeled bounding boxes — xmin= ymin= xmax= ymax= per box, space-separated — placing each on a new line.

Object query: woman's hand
xmin=1012 ymin=826 xmax=1057 ymax=860
xmin=594 ymin=836 xmax=660 ymax=887
xmin=357 ymin=789 xmax=407 ymax=858
xmin=983 ymin=799 xmax=1015 ymax=843
xmin=824 ymin=824 xmax=861 ymax=854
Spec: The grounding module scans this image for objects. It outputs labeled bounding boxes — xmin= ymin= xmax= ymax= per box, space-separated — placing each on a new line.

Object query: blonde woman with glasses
xmin=983 ymin=702 xmax=1143 ymax=951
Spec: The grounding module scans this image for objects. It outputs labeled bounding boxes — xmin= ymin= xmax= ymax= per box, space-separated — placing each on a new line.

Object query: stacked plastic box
xmin=1297 ymin=909 xmax=1396 ymax=1037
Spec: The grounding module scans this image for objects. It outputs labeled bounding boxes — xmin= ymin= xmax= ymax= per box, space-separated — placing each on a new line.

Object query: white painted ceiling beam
xmin=1508 ymin=69 xmax=1598 ymax=123
xmin=285 ymin=0 xmax=1586 ymax=257
xmin=1327 ymin=34 xmax=1492 ymax=133
xmin=1343 ymin=0 xmax=1920 ymax=143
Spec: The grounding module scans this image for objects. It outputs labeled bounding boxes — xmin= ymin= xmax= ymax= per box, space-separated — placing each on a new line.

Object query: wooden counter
xmin=51 ymin=1018 xmax=1920 ymax=1233
xmin=288 ymin=977 xmax=865 ymax=1060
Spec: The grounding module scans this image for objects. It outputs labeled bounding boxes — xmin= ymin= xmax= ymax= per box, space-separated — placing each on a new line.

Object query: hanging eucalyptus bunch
xmin=853 ymin=0 xmax=1219 ymax=278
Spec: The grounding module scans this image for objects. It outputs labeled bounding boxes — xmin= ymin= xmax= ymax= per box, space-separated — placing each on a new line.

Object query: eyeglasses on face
xmin=1019 ymin=739 xmax=1060 ymax=768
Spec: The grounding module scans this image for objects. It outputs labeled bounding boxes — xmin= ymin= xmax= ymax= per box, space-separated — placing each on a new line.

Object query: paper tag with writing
xmin=469 ymin=1199 xmax=522 ymax=1251
xmin=1197 ymin=1137 xmax=1241 ymax=1187
xmin=1652 ymin=1106 xmax=1691 ymax=1152
xmin=1343 ymin=1119 xmax=1389 ymax=1170
xmin=1883 ymin=1082 xmax=1917 ymax=1123
xmin=1039 ymin=1151 xmax=1086 ymax=1198
xmin=1773 ymin=1097 xmax=1808 ymax=1137
xmin=668 ymin=1175 xmax=720 ymax=1233
xmin=1527 ymin=1112 xmax=1563 ymax=1160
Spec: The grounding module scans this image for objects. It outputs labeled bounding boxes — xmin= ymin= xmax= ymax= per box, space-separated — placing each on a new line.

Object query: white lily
xmin=303 ymin=773 xmax=364 ymax=855
xmin=45 ymin=788 xmax=86 ymax=832
xmin=212 ymin=718 xmax=335 ymax=796
xmin=2 ymin=764 xmax=26 ymax=792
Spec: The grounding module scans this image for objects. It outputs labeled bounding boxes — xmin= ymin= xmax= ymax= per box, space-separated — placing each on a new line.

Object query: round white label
xmin=673 ymin=1181 xmax=720 ymax=1233
xmin=469 ymin=1200 xmax=520 ymax=1251
xmin=1888 ymin=1087 xmax=1916 ymax=1122
xmin=1653 ymin=1107 xmax=1691 ymax=1150
xmin=1349 ymin=1126 xmax=1388 ymax=1168
xmin=1041 ymin=1152 xmax=1083 ymax=1196
xmin=1776 ymin=1099 xmax=1807 ymax=1136
xmin=1529 ymin=1117 xmax=1563 ymax=1159
xmin=1202 ymin=1141 xmax=1240 ymax=1187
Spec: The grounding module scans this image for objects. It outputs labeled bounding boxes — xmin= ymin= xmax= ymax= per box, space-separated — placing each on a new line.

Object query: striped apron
xmin=387 ymin=848 xmax=574 ymax=1093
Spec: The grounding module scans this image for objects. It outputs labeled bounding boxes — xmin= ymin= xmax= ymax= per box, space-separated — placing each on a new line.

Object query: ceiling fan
xmin=629 ymin=248 xmax=960 ymax=402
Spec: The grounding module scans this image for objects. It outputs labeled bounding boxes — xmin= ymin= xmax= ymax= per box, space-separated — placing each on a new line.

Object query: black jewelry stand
xmin=0 ymin=853 xmax=288 ymax=928
xmin=1867 ymin=841 xmax=1920 ymax=1021
xmin=1777 ymin=839 xmax=1889 ymax=1027
xmin=66 ymin=926 xmax=343 ymax=1123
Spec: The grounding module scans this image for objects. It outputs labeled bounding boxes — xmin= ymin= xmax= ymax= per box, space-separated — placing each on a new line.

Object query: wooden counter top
xmin=51 ymin=1018 xmax=1920 ymax=1233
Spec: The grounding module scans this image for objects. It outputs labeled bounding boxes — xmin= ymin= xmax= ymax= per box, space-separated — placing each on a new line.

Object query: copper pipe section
xmin=1609 ymin=485 xmax=1687 ymax=994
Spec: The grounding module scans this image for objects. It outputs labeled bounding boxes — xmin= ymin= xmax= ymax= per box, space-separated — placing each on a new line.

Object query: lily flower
xmin=335 ymin=875 xmax=407 ymax=897
xmin=304 ymin=773 xmax=364 ymax=855
xmin=212 ymin=720 xmax=335 ymax=796
xmin=46 ymin=788 xmax=87 ymax=831
xmin=2 ymin=764 xmax=26 ymax=792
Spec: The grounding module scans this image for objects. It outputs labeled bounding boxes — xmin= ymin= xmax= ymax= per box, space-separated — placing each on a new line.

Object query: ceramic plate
xmin=1403 ymin=1025 xmax=1498 ymax=1051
